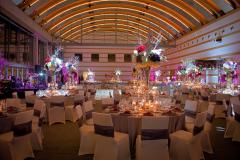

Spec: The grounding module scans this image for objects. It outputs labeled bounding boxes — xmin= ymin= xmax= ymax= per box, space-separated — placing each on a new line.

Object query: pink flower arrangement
xmin=136 ymin=45 xmax=146 ymax=54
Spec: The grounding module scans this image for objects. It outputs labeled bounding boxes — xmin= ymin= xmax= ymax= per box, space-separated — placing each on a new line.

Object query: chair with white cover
xmin=184 ymin=100 xmax=198 ymax=124
xmin=0 ymin=117 xmax=14 ymax=160
xmin=136 ymin=116 xmax=169 ymax=160
xmin=216 ymin=94 xmax=230 ymax=104
xmin=224 ymin=104 xmax=240 ymax=142
xmin=6 ymin=98 xmax=24 ymax=109
xmin=197 ymin=100 xmax=209 ymax=112
xmin=31 ymin=99 xmax=46 ymax=150
xmin=65 ymin=95 xmax=84 ymax=122
xmin=101 ymin=97 xmax=114 ymax=109
xmin=202 ymin=104 xmax=215 ymax=153
xmin=12 ymin=92 xmax=18 ymax=98
xmin=93 ymin=112 xmax=130 ymax=160
xmin=25 ymin=91 xmax=34 ymax=97
xmin=48 ymin=96 xmax=66 ymax=125
xmin=25 ymin=95 xmax=36 ymax=108
xmin=230 ymin=96 xmax=240 ymax=106
xmin=78 ymin=107 xmax=96 ymax=155
xmin=82 ymin=100 xmax=94 ymax=125
xmin=12 ymin=110 xmax=34 ymax=160
xmin=170 ymin=111 xmax=207 ymax=160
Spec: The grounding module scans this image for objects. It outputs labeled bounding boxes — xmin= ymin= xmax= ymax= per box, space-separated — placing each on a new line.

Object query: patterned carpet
xmin=32 ymin=118 xmax=240 ymax=160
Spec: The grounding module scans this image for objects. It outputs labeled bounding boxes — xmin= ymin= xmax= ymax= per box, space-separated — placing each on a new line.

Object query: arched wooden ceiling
xmin=16 ymin=0 xmax=238 ymax=44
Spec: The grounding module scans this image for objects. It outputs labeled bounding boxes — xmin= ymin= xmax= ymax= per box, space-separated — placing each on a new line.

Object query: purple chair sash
xmin=33 ymin=109 xmax=41 ymax=117
xmin=38 ymin=117 xmax=44 ymax=127
xmin=206 ymin=113 xmax=215 ymax=123
xmin=202 ymin=96 xmax=208 ymax=101
xmin=26 ymin=102 xmax=34 ymax=108
xmin=94 ymin=124 xmax=114 ymax=137
xmin=74 ymin=100 xmax=83 ymax=107
xmin=85 ymin=110 xmax=93 ymax=119
xmin=193 ymin=125 xmax=204 ymax=136
xmin=216 ymin=101 xmax=223 ymax=105
xmin=50 ymin=102 xmax=64 ymax=107
xmin=234 ymin=112 xmax=240 ymax=123
xmin=175 ymin=100 xmax=181 ymax=104
xmin=141 ymin=129 xmax=169 ymax=140
xmin=77 ymin=117 xmax=84 ymax=128
xmin=13 ymin=121 xmax=32 ymax=137
xmin=0 ymin=117 xmax=14 ymax=134
xmin=184 ymin=110 xmax=197 ymax=118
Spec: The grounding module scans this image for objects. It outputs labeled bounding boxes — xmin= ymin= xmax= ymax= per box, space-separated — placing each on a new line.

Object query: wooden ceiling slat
xmin=60 ymin=19 xmax=167 ymax=40
xmin=18 ymin=0 xmax=38 ymax=10
xmin=39 ymin=3 xmax=184 ymax=33
xmin=65 ymin=24 xmax=150 ymax=40
xmin=49 ymin=11 xmax=175 ymax=39
xmin=69 ymin=27 xmax=148 ymax=41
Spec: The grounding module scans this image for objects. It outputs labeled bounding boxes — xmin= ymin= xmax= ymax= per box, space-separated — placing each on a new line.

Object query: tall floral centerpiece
xmin=223 ymin=61 xmax=237 ymax=88
xmin=64 ymin=56 xmax=79 ymax=84
xmin=133 ymin=33 xmax=167 ymax=85
xmin=44 ymin=47 xmax=63 ymax=86
xmin=0 ymin=57 xmax=6 ymax=79
xmin=177 ymin=59 xmax=202 ymax=81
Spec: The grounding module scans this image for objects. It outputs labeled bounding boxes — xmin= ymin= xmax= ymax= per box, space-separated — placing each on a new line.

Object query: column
xmin=17 ymin=68 xmax=19 ymax=78
xmin=11 ymin=67 xmax=13 ymax=77
xmin=33 ymin=34 xmax=39 ymax=65
xmin=22 ymin=68 xmax=24 ymax=81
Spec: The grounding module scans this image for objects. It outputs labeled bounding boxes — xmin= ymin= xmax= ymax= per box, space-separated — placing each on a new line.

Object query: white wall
xmin=63 ymin=45 xmax=135 ymax=81
xmin=160 ymin=8 xmax=240 ymax=74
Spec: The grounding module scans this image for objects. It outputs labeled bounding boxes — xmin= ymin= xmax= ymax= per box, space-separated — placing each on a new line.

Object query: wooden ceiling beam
xmin=49 ymin=10 xmax=175 ymax=39
xmin=40 ymin=3 xmax=184 ymax=33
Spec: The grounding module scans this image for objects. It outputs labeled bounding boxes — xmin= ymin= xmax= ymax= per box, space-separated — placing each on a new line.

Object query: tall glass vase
xmin=144 ymin=66 xmax=151 ymax=86
xmin=226 ymin=73 xmax=232 ymax=89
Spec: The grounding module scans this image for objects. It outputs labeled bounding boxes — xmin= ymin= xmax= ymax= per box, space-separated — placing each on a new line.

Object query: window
xmin=74 ymin=53 xmax=82 ymax=62
xmin=108 ymin=54 xmax=115 ymax=62
xmin=91 ymin=54 xmax=99 ymax=62
xmin=124 ymin=54 xmax=132 ymax=62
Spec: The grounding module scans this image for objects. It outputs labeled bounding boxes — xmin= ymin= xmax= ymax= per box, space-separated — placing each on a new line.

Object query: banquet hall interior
xmin=1 ymin=0 xmax=240 ymax=160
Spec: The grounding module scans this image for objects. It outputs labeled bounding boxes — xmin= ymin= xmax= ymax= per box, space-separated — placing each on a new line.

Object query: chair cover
xmin=224 ymin=104 xmax=240 ymax=142
xmin=6 ymin=98 xmax=24 ymax=109
xmin=25 ymin=91 xmax=34 ymax=97
xmin=25 ymin=95 xmax=36 ymax=108
xmin=12 ymin=92 xmax=18 ymax=98
xmin=11 ymin=110 xmax=34 ymax=160
xmin=136 ymin=116 xmax=169 ymax=160
xmin=202 ymin=104 xmax=215 ymax=153
xmin=93 ymin=112 xmax=130 ymax=160
xmin=65 ymin=95 xmax=83 ymax=122
xmin=83 ymin=100 xmax=94 ymax=121
xmin=31 ymin=99 xmax=46 ymax=150
xmin=0 ymin=117 xmax=14 ymax=160
xmin=77 ymin=105 xmax=95 ymax=155
xmin=184 ymin=100 xmax=198 ymax=124
xmin=170 ymin=111 xmax=207 ymax=160
xmin=101 ymin=98 xmax=114 ymax=109
xmin=48 ymin=96 xmax=66 ymax=125
xmin=197 ymin=101 xmax=209 ymax=112
xmin=230 ymin=96 xmax=240 ymax=106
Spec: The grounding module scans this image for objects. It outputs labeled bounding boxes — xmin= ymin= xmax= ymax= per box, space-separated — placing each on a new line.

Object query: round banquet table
xmin=110 ymin=112 xmax=185 ymax=157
